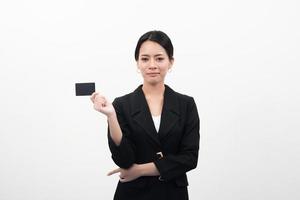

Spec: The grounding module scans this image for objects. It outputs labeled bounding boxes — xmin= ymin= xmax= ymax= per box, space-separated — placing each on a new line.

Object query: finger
xmin=107 ymin=168 xmax=121 ymax=176
xmin=94 ymin=104 xmax=101 ymax=111
xmin=90 ymin=92 xmax=98 ymax=102
xmin=95 ymin=97 xmax=107 ymax=107
xmin=95 ymin=95 xmax=106 ymax=102
xmin=119 ymin=174 xmax=128 ymax=182
xmin=119 ymin=177 xmax=126 ymax=182
xmin=90 ymin=92 xmax=96 ymax=97
xmin=90 ymin=92 xmax=97 ymax=99
xmin=119 ymin=177 xmax=132 ymax=183
xmin=107 ymin=168 xmax=120 ymax=176
xmin=97 ymin=101 xmax=106 ymax=109
xmin=119 ymin=174 xmax=125 ymax=180
xmin=101 ymin=99 xmax=107 ymax=107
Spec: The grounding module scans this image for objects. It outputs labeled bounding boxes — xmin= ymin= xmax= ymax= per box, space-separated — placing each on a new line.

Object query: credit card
xmin=75 ymin=82 xmax=95 ymax=96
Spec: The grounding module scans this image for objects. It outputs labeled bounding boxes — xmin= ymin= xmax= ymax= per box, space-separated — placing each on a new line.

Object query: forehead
xmin=139 ymin=40 xmax=167 ymax=56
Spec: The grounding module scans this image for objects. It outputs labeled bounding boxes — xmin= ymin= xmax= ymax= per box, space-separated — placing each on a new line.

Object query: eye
xmin=156 ymin=57 xmax=165 ymax=62
xmin=140 ymin=57 xmax=149 ymax=62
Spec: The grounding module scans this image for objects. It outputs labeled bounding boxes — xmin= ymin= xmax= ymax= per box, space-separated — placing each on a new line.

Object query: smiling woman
xmin=91 ymin=30 xmax=200 ymax=200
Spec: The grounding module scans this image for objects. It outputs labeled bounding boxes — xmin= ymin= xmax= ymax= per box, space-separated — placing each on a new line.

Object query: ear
xmin=136 ymin=62 xmax=141 ymax=70
xmin=136 ymin=62 xmax=143 ymax=74
xmin=168 ymin=58 xmax=174 ymax=70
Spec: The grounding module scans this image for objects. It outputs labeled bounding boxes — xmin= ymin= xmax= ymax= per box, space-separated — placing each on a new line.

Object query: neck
xmin=142 ymin=82 xmax=165 ymax=97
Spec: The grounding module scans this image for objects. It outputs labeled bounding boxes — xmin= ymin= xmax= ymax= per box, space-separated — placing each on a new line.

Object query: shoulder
xmin=111 ymin=86 xmax=139 ymax=108
xmin=169 ymin=87 xmax=199 ymax=120
xmin=112 ymin=93 xmax=131 ymax=108
xmin=167 ymin=85 xmax=196 ymax=105
xmin=174 ymin=90 xmax=194 ymax=102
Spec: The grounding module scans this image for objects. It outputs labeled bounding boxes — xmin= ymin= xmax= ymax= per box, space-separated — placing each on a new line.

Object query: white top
xmin=152 ymin=115 xmax=161 ymax=133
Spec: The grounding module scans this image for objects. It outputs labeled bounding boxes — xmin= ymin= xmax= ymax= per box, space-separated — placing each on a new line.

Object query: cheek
xmin=140 ymin=69 xmax=148 ymax=77
xmin=159 ymin=63 xmax=171 ymax=72
xmin=137 ymin=62 xmax=147 ymax=70
xmin=160 ymin=71 xmax=168 ymax=77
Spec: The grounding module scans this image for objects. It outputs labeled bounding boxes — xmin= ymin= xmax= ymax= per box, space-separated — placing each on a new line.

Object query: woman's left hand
xmin=107 ymin=164 xmax=142 ymax=182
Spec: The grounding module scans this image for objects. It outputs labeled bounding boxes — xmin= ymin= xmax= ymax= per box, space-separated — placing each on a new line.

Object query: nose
xmin=149 ymin=58 xmax=157 ymax=69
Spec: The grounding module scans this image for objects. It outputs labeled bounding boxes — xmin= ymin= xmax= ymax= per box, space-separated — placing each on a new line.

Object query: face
xmin=137 ymin=40 xmax=173 ymax=85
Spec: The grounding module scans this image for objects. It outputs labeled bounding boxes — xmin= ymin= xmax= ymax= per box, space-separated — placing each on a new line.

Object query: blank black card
xmin=75 ymin=82 xmax=95 ymax=96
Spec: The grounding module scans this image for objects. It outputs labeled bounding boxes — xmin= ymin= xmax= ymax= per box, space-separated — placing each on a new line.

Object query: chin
xmin=145 ymin=79 xmax=163 ymax=86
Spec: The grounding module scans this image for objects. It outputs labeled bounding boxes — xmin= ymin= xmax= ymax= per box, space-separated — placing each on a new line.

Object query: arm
xmin=107 ymin=113 xmax=122 ymax=146
xmin=153 ymin=97 xmax=200 ymax=181
xmin=108 ymin=162 xmax=160 ymax=182
xmin=91 ymin=93 xmax=136 ymax=169
xmin=139 ymin=162 xmax=160 ymax=176
xmin=107 ymin=98 xmax=136 ymax=169
xmin=109 ymin=97 xmax=200 ymax=183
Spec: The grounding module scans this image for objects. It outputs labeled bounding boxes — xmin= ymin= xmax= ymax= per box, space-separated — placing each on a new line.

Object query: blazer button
xmin=158 ymin=176 xmax=164 ymax=181
xmin=156 ymin=152 xmax=164 ymax=159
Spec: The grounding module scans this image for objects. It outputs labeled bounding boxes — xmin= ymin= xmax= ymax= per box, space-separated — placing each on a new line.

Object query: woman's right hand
xmin=90 ymin=92 xmax=116 ymax=117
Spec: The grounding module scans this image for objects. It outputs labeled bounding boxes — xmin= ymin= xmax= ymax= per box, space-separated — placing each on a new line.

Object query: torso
xmin=145 ymin=96 xmax=163 ymax=116
xmin=142 ymin=83 xmax=165 ymax=116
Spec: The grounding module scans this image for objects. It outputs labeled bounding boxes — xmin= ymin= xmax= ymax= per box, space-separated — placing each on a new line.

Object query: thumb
xmin=107 ymin=168 xmax=121 ymax=176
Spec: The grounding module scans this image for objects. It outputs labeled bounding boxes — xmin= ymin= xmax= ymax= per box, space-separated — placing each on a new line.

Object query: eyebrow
xmin=140 ymin=53 xmax=164 ymax=57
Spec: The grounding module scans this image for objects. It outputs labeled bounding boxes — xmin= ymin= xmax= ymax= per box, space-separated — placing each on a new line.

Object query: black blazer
xmin=108 ymin=84 xmax=200 ymax=200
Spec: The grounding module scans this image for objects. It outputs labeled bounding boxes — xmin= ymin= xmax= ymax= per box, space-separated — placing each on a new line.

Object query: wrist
xmin=138 ymin=164 xmax=146 ymax=176
xmin=107 ymin=112 xmax=117 ymax=119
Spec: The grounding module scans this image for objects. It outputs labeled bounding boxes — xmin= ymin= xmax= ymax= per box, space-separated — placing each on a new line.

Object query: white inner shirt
xmin=152 ymin=115 xmax=161 ymax=133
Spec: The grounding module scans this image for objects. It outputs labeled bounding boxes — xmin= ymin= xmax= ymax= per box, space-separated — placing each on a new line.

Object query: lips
xmin=147 ymin=73 xmax=160 ymax=75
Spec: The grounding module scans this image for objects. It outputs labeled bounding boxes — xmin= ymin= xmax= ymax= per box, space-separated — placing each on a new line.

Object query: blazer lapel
xmin=158 ymin=85 xmax=180 ymax=138
xmin=131 ymin=85 xmax=161 ymax=147
xmin=130 ymin=85 xmax=180 ymax=145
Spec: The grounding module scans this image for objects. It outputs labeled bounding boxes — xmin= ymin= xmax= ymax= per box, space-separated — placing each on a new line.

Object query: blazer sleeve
xmin=107 ymin=98 xmax=136 ymax=169
xmin=154 ymin=97 xmax=200 ymax=181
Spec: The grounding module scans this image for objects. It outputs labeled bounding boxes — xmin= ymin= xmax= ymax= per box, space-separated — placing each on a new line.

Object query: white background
xmin=0 ymin=0 xmax=299 ymax=199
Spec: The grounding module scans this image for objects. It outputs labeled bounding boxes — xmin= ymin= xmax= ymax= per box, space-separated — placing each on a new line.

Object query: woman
xmin=90 ymin=30 xmax=200 ymax=200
